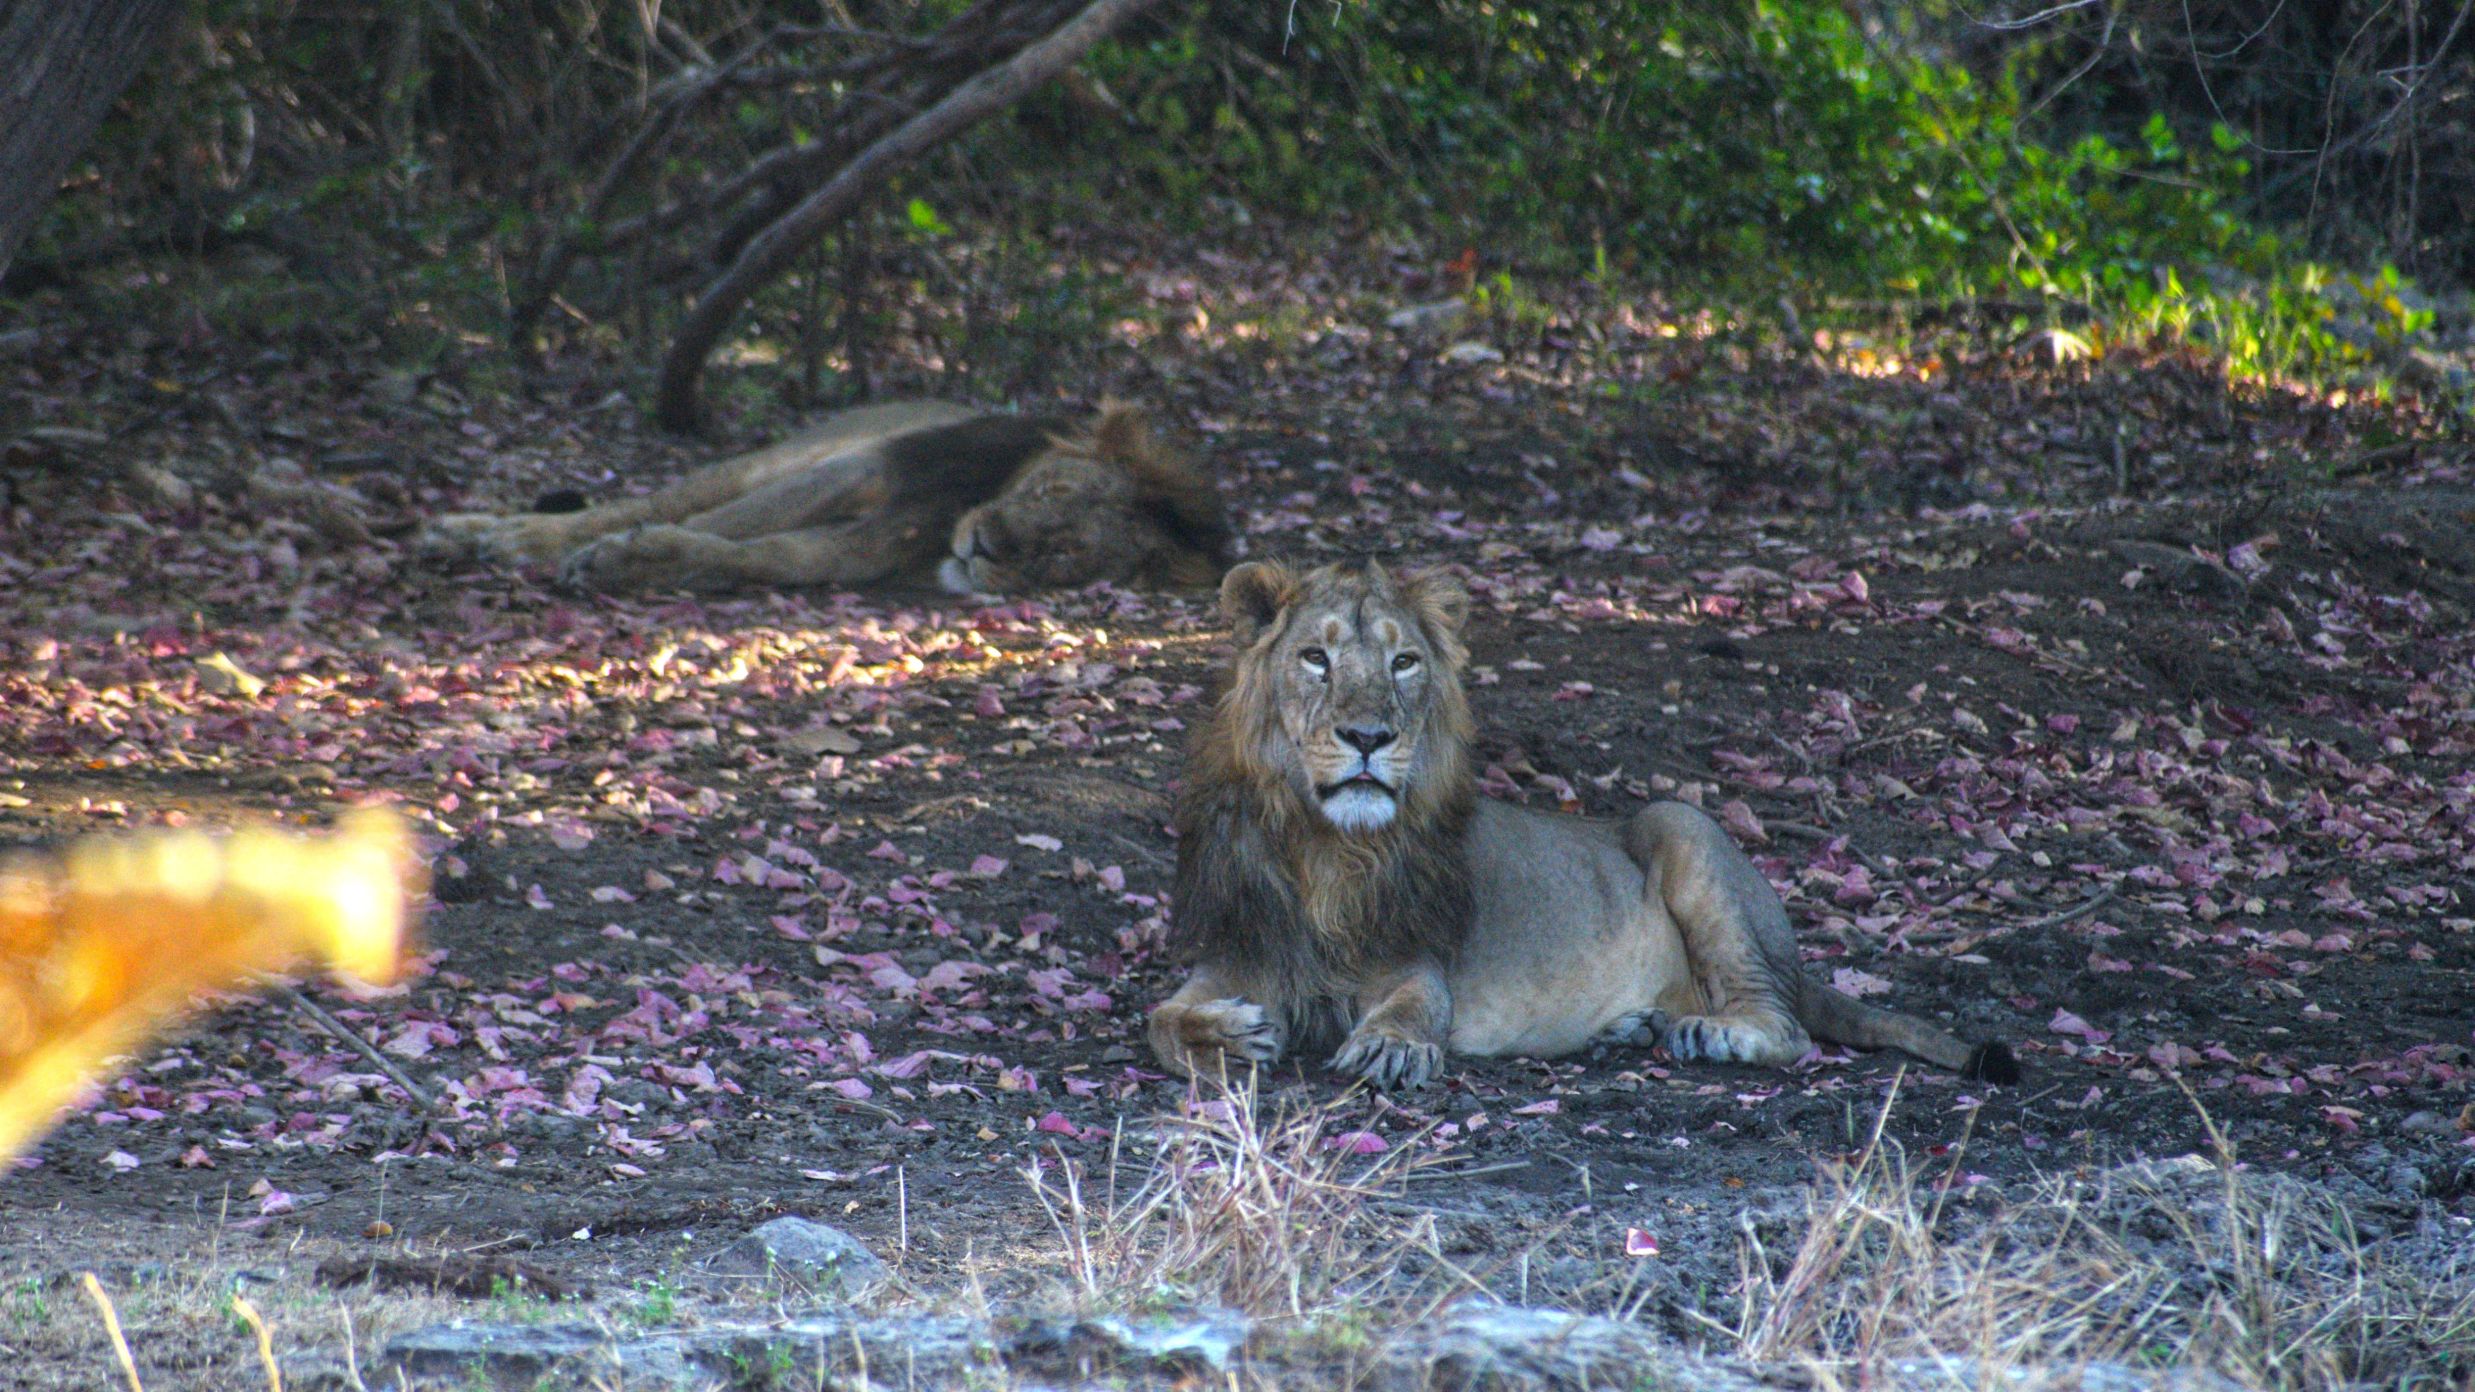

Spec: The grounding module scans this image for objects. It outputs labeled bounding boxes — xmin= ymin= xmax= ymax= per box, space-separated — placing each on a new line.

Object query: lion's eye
xmin=1391 ymin=653 xmax=1420 ymax=674
xmin=1300 ymin=648 xmax=1329 ymax=674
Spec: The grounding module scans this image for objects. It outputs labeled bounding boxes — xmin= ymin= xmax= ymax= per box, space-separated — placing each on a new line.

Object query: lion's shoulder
xmin=881 ymin=410 xmax=1086 ymax=511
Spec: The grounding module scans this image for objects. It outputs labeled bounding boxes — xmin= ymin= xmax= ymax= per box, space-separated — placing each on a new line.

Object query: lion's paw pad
xmin=1331 ymin=1031 xmax=1442 ymax=1090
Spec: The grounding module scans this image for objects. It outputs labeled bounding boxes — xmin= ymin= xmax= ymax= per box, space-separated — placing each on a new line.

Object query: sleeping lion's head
xmin=939 ymin=406 xmax=1234 ymax=596
xmin=1212 ymin=558 xmax=1476 ymax=834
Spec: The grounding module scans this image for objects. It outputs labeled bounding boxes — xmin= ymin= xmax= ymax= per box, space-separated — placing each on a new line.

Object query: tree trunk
xmin=0 ymin=0 xmax=183 ymax=281
xmin=653 ymin=0 xmax=1164 ymax=431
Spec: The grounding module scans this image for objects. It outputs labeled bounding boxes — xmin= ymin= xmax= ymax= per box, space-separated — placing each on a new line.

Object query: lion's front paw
xmin=1331 ymin=1027 xmax=1443 ymax=1090
xmin=1153 ymin=997 xmax=1284 ymax=1080
xmin=559 ymin=524 xmax=720 ymax=593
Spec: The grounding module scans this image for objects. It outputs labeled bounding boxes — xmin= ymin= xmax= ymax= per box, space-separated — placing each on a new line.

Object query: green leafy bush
xmin=1072 ymin=1 xmax=2446 ymax=390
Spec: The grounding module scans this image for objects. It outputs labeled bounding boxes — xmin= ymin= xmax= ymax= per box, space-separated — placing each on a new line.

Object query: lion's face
xmin=938 ymin=409 xmax=1232 ymax=596
xmin=1219 ymin=559 xmax=1475 ymax=834
xmin=939 ymin=454 xmax=1183 ymax=594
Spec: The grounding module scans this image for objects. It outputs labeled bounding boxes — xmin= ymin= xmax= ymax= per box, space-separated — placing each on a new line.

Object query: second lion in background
xmin=419 ymin=401 xmax=1233 ymax=596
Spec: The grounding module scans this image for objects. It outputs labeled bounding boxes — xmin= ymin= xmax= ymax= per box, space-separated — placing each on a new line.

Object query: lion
xmin=1149 ymin=557 xmax=2021 ymax=1090
xmin=417 ymin=401 xmax=1233 ymax=595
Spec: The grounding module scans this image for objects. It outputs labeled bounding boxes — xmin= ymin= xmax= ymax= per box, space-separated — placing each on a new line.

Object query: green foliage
xmin=627 ymin=1276 xmax=679 ymax=1327
xmin=18 ymin=0 xmax=2449 ymax=401
xmin=1072 ymin=0 xmax=2449 ymax=392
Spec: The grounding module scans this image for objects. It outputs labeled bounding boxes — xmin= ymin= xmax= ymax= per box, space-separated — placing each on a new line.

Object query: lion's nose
xmin=1337 ymin=725 xmax=1395 ymax=756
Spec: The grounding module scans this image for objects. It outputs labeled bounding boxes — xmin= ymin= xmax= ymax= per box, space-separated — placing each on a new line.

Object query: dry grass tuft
xmin=1731 ymin=1077 xmax=2475 ymax=1391
xmin=1025 ymin=1079 xmax=1471 ymax=1319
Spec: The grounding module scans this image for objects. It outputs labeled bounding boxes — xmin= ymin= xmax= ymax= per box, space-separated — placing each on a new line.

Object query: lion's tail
xmin=1795 ymin=975 xmax=2022 ymax=1084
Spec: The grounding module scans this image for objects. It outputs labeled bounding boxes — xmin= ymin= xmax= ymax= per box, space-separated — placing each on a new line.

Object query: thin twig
xmin=274 ymin=983 xmax=437 ymax=1110
xmin=1402 ymin=1158 xmax=1532 ymax=1182
xmin=1104 ymin=830 xmax=1171 ymax=870
xmin=2018 ymin=886 xmax=2121 ymax=933
xmin=832 ymin=1095 xmax=908 ymax=1124
xmin=1768 ymin=821 xmax=1901 ymax=880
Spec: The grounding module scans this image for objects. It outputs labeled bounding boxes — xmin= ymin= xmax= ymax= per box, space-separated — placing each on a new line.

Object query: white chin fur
xmin=1319 ymin=784 xmax=1398 ymax=832
xmin=936 ymin=557 xmax=980 ymax=595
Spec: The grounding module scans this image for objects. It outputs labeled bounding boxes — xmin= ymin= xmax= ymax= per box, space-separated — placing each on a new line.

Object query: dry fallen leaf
xmin=781 ymin=726 xmax=862 ymax=756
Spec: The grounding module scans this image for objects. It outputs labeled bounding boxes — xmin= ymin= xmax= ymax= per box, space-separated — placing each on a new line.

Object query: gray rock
xmin=707 ymin=1216 xmax=890 ymax=1301
xmin=1010 ymin=1308 xmax=1252 ymax=1376
xmin=1374 ymin=1305 xmax=1692 ymax=1392
xmin=1890 ymin=1353 xmax=2252 ymax=1392
xmin=384 ymin=1321 xmax=697 ymax=1387
xmin=376 ymin=1310 xmax=991 ymax=1389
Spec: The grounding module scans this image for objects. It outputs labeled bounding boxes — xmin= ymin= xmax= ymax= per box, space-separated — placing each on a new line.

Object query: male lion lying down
xmin=1150 ymin=557 xmax=2021 ymax=1090
xmin=418 ymin=401 xmax=1233 ymax=595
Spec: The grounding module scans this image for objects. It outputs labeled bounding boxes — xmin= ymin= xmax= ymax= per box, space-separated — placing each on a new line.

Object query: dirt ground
xmin=2 ymin=264 xmax=2471 ymax=1387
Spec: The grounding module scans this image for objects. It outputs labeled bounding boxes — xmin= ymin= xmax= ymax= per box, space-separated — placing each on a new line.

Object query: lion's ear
xmin=1219 ymin=561 xmax=1298 ymax=645
xmin=1088 ymin=399 xmax=1151 ymax=460
xmin=1401 ymin=567 xmax=1472 ymax=637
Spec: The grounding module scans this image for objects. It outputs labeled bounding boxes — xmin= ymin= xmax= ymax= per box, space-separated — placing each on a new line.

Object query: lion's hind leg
xmin=557 ymin=517 xmax=925 ymax=593
xmin=416 ymin=511 xmax=598 ymax=567
xmin=1625 ymin=801 xmax=2017 ymax=1080
xmin=420 ymin=404 xmax=963 ymax=574
xmin=1624 ymin=802 xmax=1815 ymax=1068
xmin=1593 ymin=1008 xmax=1668 ymax=1049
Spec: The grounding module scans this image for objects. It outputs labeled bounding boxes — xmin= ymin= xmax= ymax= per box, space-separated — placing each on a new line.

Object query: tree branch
xmin=654 ymin=0 xmax=1164 ymax=429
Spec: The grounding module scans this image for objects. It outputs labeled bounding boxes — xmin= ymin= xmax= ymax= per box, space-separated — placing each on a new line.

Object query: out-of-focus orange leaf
xmin=0 ymin=810 xmax=419 ymax=1163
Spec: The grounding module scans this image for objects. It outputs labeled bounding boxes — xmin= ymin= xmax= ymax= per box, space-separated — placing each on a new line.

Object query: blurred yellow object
xmin=0 ymin=810 xmax=419 ymax=1164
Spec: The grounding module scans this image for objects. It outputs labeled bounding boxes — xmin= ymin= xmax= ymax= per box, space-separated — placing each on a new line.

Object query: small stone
xmin=122 ymin=462 xmax=195 ymax=511
xmin=707 ymin=1218 xmax=888 ymax=1302
xmin=1385 ymin=298 xmax=1467 ymax=337
xmin=1440 ymin=340 xmax=1505 ymax=366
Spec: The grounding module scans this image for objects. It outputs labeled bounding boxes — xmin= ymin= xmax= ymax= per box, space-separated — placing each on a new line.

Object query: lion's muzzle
xmin=1315 ymin=727 xmax=1404 ymax=832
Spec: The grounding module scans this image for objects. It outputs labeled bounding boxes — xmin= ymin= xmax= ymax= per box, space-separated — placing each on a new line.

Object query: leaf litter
xmin=0 ymin=245 xmax=2469 ymax=1369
